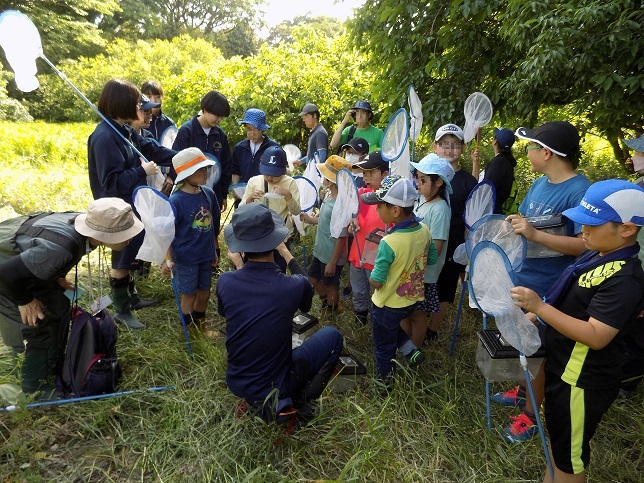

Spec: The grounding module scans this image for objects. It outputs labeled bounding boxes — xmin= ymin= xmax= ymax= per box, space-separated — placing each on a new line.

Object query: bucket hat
xmin=224 ymin=203 xmax=289 ymax=253
xmin=623 ymin=134 xmax=644 ymax=153
xmin=173 ymin=147 xmax=216 ymax=183
xmin=411 ymin=153 xmax=455 ymax=194
xmin=75 ymin=198 xmax=144 ymax=244
xmin=316 ymin=155 xmax=353 ymax=183
xmin=238 ymin=108 xmax=270 ymax=131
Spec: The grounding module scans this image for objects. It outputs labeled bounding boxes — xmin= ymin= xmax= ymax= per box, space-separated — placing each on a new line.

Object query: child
xmin=239 ymin=145 xmax=300 ymax=273
xmin=300 ymin=155 xmax=352 ymax=313
xmin=497 ymin=121 xmax=591 ymax=443
xmin=361 ymin=175 xmax=431 ymax=380
xmin=347 ymin=150 xmax=388 ymax=325
xmin=172 ymin=90 xmax=231 ymax=212
xmin=401 ymin=153 xmax=452 ymax=347
xmin=511 ymin=179 xmax=644 ymax=483
xmin=431 ymin=124 xmax=477 ymax=341
xmin=341 ymin=137 xmax=369 ymax=190
xmin=140 ymin=80 xmax=175 ymax=143
xmin=162 ymin=148 xmax=220 ymax=339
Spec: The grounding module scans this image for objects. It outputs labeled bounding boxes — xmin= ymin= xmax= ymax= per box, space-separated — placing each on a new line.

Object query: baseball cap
xmin=623 ymin=134 xmax=644 ymax=153
xmin=435 ymin=124 xmax=464 ymax=142
xmin=562 ymin=179 xmax=644 ymax=226
xmin=515 ymin=121 xmax=579 ymax=158
xmin=299 ymin=103 xmax=319 ymax=116
xmin=494 ymin=127 xmax=515 ymax=149
xmin=341 ymin=137 xmax=369 ymax=155
xmin=354 ymin=150 xmax=389 ymax=171
xmin=259 ymin=146 xmax=288 ymax=177
xmin=361 ymin=175 xmax=418 ymax=207
xmin=410 ymin=153 xmax=455 ymax=194
xmin=140 ymin=94 xmax=160 ymax=111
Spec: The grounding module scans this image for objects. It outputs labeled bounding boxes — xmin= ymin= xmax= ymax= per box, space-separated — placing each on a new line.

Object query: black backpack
xmin=58 ymin=306 xmax=122 ymax=398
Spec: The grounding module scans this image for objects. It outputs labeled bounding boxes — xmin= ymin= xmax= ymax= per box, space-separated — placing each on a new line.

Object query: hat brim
xmin=224 ymin=210 xmax=289 ymax=253
xmin=74 ymin=213 xmax=144 ymax=244
xmin=259 ymin=164 xmax=286 ymax=176
xmin=238 ymin=120 xmax=270 ymax=131
xmin=360 ymin=191 xmax=383 ymax=205
xmin=561 ymin=207 xmax=605 ymax=226
xmin=174 ymin=159 xmax=216 ymax=183
xmin=623 ymin=137 xmax=644 ymax=153
xmin=140 ymin=101 xmax=161 ymax=110
xmin=316 ymin=163 xmax=337 ymax=183
xmin=298 ymin=110 xmax=313 ymax=117
xmin=515 ymin=127 xmax=567 ymax=157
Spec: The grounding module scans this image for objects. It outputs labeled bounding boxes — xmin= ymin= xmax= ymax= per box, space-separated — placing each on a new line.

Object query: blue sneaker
xmin=500 ymin=413 xmax=538 ymax=443
xmin=492 ymin=385 xmax=526 ymax=407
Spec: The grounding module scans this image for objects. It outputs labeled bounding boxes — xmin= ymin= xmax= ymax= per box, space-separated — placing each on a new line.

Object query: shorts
xmin=111 ymin=229 xmax=144 ymax=270
xmin=415 ymin=283 xmax=440 ymax=312
xmin=307 ymin=256 xmax=343 ymax=286
xmin=436 ymin=258 xmax=466 ymax=303
xmin=544 ymin=373 xmax=618 ymax=474
xmin=172 ymin=261 xmax=213 ymax=295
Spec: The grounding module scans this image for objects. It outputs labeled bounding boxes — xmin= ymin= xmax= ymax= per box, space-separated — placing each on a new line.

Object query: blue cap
xmin=494 ymin=127 xmax=515 ymax=149
xmin=562 ymin=179 xmax=644 ymax=226
xmin=238 ymin=108 xmax=270 ymax=131
xmin=410 ymin=153 xmax=454 ymax=194
xmin=259 ymin=146 xmax=288 ymax=176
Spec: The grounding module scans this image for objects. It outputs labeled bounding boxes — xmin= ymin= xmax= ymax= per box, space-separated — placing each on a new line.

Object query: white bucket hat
xmin=75 ymin=198 xmax=144 ymax=244
xmin=173 ymin=147 xmax=216 ymax=183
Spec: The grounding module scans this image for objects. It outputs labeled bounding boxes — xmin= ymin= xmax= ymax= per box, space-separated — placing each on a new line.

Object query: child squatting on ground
xmin=162 ymin=147 xmax=220 ymax=339
xmin=511 ymin=179 xmax=644 ymax=483
xmin=361 ymin=175 xmax=433 ymax=381
xmin=300 ymin=155 xmax=353 ymax=313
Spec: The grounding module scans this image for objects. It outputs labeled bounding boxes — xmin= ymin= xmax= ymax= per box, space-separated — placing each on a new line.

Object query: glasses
xmin=525 ymin=144 xmax=543 ymax=154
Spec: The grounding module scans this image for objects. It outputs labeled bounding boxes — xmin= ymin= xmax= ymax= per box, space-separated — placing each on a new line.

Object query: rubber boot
xmin=128 ymin=275 xmax=159 ymax=310
xmin=22 ymin=348 xmax=57 ymax=399
xmin=355 ymin=310 xmax=368 ymax=326
xmin=301 ymin=361 xmax=337 ymax=402
xmin=191 ymin=313 xmax=219 ymax=339
xmin=111 ymin=276 xmax=145 ymax=329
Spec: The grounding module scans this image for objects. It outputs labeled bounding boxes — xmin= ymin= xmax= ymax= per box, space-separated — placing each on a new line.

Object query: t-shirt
xmin=306 ymin=124 xmax=329 ymax=163
xmin=415 ymin=198 xmax=451 ymax=283
xmin=170 ymin=187 xmax=218 ymax=265
xmin=313 ymin=197 xmax=347 ymax=265
xmin=371 ymin=223 xmax=432 ymax=308
xmin=545 ymin=254 xmax=644 ymax=390
xmin=515 ymin=174 xmax=591 ymax=297
xmin=446 ymin=168 xmax=477 ymax=256
xmin=483 ymin=151 xmax=516 ymax=214
xmin=341 ymin=125 xmax=384 ymax=152
xmin=348 ymin=187 xmax=386 ymax=270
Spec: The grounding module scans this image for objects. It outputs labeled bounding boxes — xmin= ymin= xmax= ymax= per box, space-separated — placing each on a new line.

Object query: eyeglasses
xmin=525 ymin=144 xmax=543 ymax=154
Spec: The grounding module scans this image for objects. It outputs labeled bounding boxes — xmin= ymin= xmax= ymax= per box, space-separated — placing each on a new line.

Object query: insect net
xmin=463 ymin=92 xmax=493 ymax=144
xmin=132 ymin=186 xmax=176 ymax=266
xmin=382 ymin=108 xmax=411 ymax=180
xmin=330 ymin=168 xmax=359 ymax=238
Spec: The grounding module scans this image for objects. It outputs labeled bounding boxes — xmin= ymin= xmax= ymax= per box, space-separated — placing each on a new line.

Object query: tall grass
xmin=0 ymin=123 xmax=641 ymax=481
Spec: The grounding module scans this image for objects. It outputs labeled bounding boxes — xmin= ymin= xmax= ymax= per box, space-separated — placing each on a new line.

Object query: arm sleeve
xmin=370 ymin=239 xmax=395 ymax=284
xmin=90 ymin=131 xmax=147 ymax=198
xmin=291 ymin=273 xmax=314 ymax=313
xmin=285 ymin=179 xmax=301 ymax=214
xmin=139 ymin=134 xmax=176 ymax=167
xmin=0 ymin=256 xmax=37 ymax=305
xmin=426 ymin=238 xmax=438 ymax=266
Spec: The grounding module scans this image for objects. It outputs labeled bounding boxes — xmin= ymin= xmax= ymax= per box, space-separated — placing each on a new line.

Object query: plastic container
xmin=525 ymin=214 xmax=569 ymax=258
xmin=476 ymin=329 xmax=545 ymax=382
xmin=361 ymin=227 xmax=385 ymax=266
xmin=330 ymin=352 xmax=367 ymax=393
xmin=291 ymin=313 xmax=319 ymax=349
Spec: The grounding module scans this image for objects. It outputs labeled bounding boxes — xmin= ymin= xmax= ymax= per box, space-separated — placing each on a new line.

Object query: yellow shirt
xmin=240 ymin=175 xmax=301 ymax=236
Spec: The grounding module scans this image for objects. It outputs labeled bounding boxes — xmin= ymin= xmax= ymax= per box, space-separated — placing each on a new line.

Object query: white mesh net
xmin=204 ymin=153 xmax=222 ymax=189
xmin=283 ymin=143 xmax=301 ymax=172
xmin=330 ymin=168 xmax=359 ymax=238
xmin=469 ymin=241 xmax=541 ymax=356
xmin=463 ymin=92 xmax=493 ymax=144
xmin=303 ymin=158 xmax=323 ymax=193
xmin=464 ymin=180 xmax=496 ymax=229
xmin=160 ymin=126 xmax=178 ymax=149
xmin=466 ymin=214 xmax=526 ymax=271
xmin=133 ymin=186 xmax=175 ymax=266
xmin=408 ymin=85 xmax=423 ymax=142
xmin=382 ymin=109 xmax=411 ymax=179
xmin=292 ymin=176 xmax=319 ymax=235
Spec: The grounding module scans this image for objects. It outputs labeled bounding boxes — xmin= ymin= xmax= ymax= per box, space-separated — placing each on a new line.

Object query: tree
xmin=349 ymin=0 xmax=644 ymax=162
xmin=266 ymin=15 xmax=344 ymax=46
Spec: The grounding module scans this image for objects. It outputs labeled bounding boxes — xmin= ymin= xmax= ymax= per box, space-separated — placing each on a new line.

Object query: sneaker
xmin=500 ymin=413 xmax=538 ymax=443
xmin=425 ymin=329 xmax=438 ymax=343
xmin=492 ymin=385 xmax=526 ymax=407
xmin=406 ymin=349 xmax=425 ymax=367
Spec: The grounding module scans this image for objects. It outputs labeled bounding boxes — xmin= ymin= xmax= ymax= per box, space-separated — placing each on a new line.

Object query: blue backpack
xmin=58 ymin=306 xmax=122 ymax=398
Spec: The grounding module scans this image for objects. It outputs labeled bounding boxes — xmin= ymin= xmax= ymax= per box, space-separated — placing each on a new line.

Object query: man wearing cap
xmin=231 ymin=109 xmax=279 ymax=204
xmin=295 ymin=102 xmax=328 ymax=166
xmin=217 ymin=203 xmax=344 ymax=422
xmin=0 ymin=198 xmax=144 ymax=398
xmin=330 ymin=100 xmax=383 ymax=153
xmin=511 ymin=179 xmax=644 ymax=481
xmin=471 ymin=127 xmax=518 ymax=214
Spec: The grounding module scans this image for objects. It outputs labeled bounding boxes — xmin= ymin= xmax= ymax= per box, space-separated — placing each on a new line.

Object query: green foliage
xmin=0 ymin=70 xmax=32 ymax=121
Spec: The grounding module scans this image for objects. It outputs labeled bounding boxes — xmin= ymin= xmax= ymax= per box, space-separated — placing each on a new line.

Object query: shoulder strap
xmin=347 ymin=125 xmax=357 ymax=142
xmin=16 ymin=212 xmax=81 ymax=255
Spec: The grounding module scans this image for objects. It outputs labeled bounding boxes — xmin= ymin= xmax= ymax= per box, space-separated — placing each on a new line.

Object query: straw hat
xmin=75 ymin=198 xmax=144 ymax=244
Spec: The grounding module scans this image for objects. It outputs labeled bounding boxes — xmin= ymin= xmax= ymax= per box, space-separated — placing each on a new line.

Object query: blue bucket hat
xmin=238 ymin=108 xmax=270 ymax=131
xmin=259 ymin=145 xmax=288 ymax=177
xmin=562 ymin=179 xmax=644 ymax=226
xmin=623 ymin=134 xmax=644 ymax=153
xmin=353 ymin=100 xmax=373 ymax=113
xmin=410 ymin=153 xmax=455 ymax=194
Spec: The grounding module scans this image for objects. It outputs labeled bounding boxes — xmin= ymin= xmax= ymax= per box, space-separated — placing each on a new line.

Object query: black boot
xmin=300 ymin=361 xmax=338 ymax=402
xmin=111 ymin=276 xmax=145 ymax=329
xmin=355 ymin=310 xmax=368 ymax=326
xmin=128 ymin=275 xmax=159 ymax=310
xmin=22 ymin=348 xmax=57 ymax=400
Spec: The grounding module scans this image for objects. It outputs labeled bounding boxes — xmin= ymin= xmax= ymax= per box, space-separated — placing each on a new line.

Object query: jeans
xmin=371 ymin=304 xmax=416 ymax=379
xmin=350 ymin=264 xmax=372 ymax=313
xmin=290 ymin=326 xmax=344 ymax=395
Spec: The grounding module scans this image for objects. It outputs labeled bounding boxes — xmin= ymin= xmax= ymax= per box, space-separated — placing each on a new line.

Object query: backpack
xmin=58 ymin=306 xmax=122 ymax=398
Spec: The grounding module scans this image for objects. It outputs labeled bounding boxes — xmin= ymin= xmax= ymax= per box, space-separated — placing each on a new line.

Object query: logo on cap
xmin=268 ymin=156 xmax=277 ymax=165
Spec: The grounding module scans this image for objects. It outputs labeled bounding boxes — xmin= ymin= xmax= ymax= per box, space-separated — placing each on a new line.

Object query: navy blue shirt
xmin=217 ymin=261 xmax=313 ymax=403
xmin=148 ymin=113 xmax=175 ymax=143
xmin=172 ymin=116 xmax=231 ymax=208
xmin=231 ymin=136 xmax=279 ymax=183
xmin=170 ymin=187 xmax=219 ymax=265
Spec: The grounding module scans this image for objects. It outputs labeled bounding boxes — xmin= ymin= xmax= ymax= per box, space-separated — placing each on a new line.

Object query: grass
xmin=0 ymin=122 xmax=642 ymax=481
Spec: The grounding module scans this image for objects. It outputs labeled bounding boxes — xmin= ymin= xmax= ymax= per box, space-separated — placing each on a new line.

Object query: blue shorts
xmin=307 ymin=256 xmax=344 ymax=286
xmin=172 ymin=261 xmax=212 ymax=295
